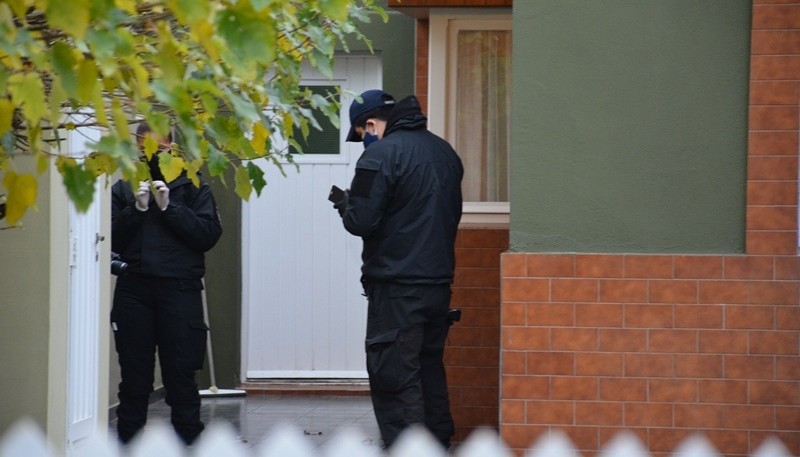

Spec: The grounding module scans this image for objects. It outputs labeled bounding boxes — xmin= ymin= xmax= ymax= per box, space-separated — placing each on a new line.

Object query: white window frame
xmin=429 ymin=10 xmax=512 ymax=225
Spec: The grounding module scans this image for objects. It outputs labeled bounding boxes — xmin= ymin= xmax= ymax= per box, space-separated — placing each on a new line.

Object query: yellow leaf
xmin=114 ymin=0 xmax=137 ymax=15
xmin=48 ymin=75 xmax=67 ymax=127
xmin=6 ymin=0 xmax=31 ymax=20
xmin=3 ymin=171 xmax=37 ymax=226
xmin=250 ymin=122 xmax=269 ymax=155
xmin=0 ymin=98 xmax=14 ymax=136
xmin=45 ymin=0 xmax=90 ymax=39
xmin=77 ymin=59 xmax=98 ymax=105
xmin=158 ymin=152 xmax=184 ymax=183
xmin=7 ymin=72 xmax=48 ymax=125
xmin=185 ymin=159 xmax=202 ymax=187
xmin=143 ymin=135 xmax=158 ymax=160
xmin=92 ymin=87 xmax=107 ymax=126
xmin=234 ymin=165 xmax=252 ymax=201
xmin=191 ymin=21 xmax=220 ymax=62
xmin=112 ymin=98 xmax=130 ymax=139
xmin=128 ymin=58 xmax=152 ymax=98
xmin=35 ymin=151 xmax=48 ymax=174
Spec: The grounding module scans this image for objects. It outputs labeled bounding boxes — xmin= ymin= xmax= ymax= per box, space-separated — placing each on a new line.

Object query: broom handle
xmin=201 ymin=278 xmax=217 ymax=388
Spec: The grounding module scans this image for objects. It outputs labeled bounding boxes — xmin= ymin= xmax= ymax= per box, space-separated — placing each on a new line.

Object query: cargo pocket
xmin=365 ymin=329 xmax=402 ymax=392
xmin=182 ymin=319 xmax=208 ymax=371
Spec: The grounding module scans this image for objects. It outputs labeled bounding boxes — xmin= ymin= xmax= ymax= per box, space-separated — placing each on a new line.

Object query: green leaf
xmin=51 ymin=42 xmax=79 ymax=95
xmin=207 ymin=145 xmax=229 ymax=177
xmin=168 ymin=0 xmax=211 ymax=25
xmin=247 ymin=161 xmax=266 ymax=197
xmin=46 ymin=0 xmax=91 ymax=39
xmin=216 ymin=4 xmax=276 ymax=75
xmin=223 ymin=87 xmax=260 ymax=122
xmin=234 ymin=165 xmax=251 ymax=201
xmin=319 ymin=0 xmax=350 ymax=22
xmin=7 ymin=72 xmax=47 ymax=125
xmin=2 ymin=171 xmax=37 ymax=226
xmin=61 ymin=160 xmax=96 ymax=212
xmin=154 ymin=40 xmax=185 ymax=85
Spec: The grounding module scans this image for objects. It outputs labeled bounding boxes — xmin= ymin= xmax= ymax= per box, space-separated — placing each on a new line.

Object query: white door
xmin=242 ymin=56 xmax=381 ymax=379
xmin=65 ymin=123 xmax=102 ymax=451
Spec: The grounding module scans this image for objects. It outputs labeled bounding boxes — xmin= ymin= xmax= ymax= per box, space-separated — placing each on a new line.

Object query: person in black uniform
xmin=110 ymin=123 xmax=222 ymax=445
xmin=333 ymin=89 xmax=464 ymax=449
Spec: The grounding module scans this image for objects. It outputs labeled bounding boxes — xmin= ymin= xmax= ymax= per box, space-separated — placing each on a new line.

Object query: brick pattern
xmin=416 ymin=19 xmax=429 ymax=112
xmin=748 ymin=1 xmax=800 ymax=255
xmin=500 ymin=253 xmax=800 ymax=456
xmin=446 ymin=228 xmax=508 ymax=442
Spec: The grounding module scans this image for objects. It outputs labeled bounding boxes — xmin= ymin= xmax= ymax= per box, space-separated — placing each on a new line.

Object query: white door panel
xmin=243 ymin=56 xmax=380 ymax=379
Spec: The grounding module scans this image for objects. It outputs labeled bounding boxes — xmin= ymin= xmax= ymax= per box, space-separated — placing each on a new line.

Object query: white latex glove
xmin=153 ymin=180 xmax=170 ymax=211
xmin=135 ymin=181 xmax=150 ymax=211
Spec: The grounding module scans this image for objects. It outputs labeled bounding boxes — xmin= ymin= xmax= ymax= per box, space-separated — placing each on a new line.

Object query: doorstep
xmin=240 ymin=379 xmax=370 ymax=396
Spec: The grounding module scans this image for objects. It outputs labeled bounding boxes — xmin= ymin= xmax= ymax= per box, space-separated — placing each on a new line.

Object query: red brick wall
xmin=447 ymin=227 xmax=508 ymax=442
xmin=500 ymin=254 xmax=800 ymax=456
xmin=498 ymin=2 xmax=800 ymax=456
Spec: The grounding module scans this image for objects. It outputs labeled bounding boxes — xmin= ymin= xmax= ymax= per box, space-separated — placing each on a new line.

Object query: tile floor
xmin=108 ymin=393 xmax=383 ymax=451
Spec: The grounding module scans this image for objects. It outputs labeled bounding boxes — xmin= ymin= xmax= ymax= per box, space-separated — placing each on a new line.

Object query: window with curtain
xmin=454 ymin=29 xmax=512 ymax=203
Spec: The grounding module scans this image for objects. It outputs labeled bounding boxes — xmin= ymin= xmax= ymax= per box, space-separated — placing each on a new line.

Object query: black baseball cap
xmin=345 ymin=89 xmax=395 ymax=142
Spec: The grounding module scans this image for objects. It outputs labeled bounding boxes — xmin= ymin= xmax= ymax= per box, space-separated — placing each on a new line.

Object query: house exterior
xmin=2 ymin=2 xmax=797 ymax=457
xmin=389 ymin=0 xmax=800 ymax=456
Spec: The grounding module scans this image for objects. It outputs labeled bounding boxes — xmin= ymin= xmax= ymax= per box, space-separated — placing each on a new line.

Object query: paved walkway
xmin=108 ymin=393 xmax=382 ymax=451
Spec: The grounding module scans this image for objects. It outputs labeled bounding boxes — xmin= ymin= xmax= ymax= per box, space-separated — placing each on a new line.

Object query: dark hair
xmin=136 ymin=122 xmax=172 ymax=142
xmin=354 ymin=105 xmax=394 ymax=129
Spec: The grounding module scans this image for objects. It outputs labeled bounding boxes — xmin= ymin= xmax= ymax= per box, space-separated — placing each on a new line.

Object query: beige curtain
xmin=455 ymin=30 xmax=512 ymax=202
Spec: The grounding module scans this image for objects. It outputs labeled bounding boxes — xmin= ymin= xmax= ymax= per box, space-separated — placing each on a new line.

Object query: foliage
xmin=0 ymin=0 xmax=386 ymax=225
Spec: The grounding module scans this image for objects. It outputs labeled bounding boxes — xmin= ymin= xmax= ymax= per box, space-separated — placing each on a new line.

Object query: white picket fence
xmin=0 ymin=419 xmax=794 ymax=457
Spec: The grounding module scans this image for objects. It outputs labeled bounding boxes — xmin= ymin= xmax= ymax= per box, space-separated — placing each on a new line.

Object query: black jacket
xmin=342 ymin=96 xmax=463 ymax=284
xmin=111 ymin=176 xmax=222 ymax=279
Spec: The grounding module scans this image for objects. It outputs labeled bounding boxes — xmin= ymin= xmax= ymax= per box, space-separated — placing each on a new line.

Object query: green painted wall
xmin=0 ymin=167 xmax=51 ymax=435
xmin=510 ymin=0 xmax=751 ymax=253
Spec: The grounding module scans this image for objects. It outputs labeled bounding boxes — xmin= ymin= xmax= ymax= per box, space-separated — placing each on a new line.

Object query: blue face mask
xmin=363 ymin=132 xmax=379 ymax=148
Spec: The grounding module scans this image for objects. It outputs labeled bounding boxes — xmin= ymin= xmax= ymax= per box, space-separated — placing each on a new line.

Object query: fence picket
xmin=526 ymin=431 xmax=581 ymax=457
xmin=0 ymin=419 xmax=795 ymax=457
xmin=128 ymin=421 xmax=186 ymax=457
xmin=255 ymin=423 xmax=318 ymax=457
xmin=193 ymin=422 xmax=250 ymax=457
xmin=0 ymin=420 xmax=53 ymax=457
xmin=752 ymin=437 xmax=793 ymax=457
xmin=389 ymin=426 xmax=447 ymax=457
xmin=455 ymin=427 xmax=512 ymax=457
xmin=598 ymin=431 xmax=649 ymax=457
xmin=320 ymin=427 xmax=381 ymax=457
xmin=671 ymin=434 xmax=720 ymax=457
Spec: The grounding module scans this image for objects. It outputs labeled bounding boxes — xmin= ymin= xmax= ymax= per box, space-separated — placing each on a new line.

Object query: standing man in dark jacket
xmin=111 ymin=123 xmax=222 ymax=445
xmin=333 ymin=90 xmax=463 ymax=449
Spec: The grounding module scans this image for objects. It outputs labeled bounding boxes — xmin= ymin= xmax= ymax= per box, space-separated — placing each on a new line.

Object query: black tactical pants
xmin=363 ymin=281 xmax=455 ymax=449
xmin=111 ymin=274 xmax=207 ymax=445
